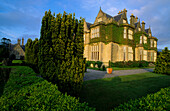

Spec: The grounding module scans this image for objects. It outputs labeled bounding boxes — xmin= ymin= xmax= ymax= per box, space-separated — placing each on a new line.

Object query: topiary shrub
xmin=96 ymin=61 xmax=103 ymax=69
xmin=91 ymin=61 xmax=96 ymax=68
xmin=112 ymin=87 xmax=170 ymax=111
xmin=139 ymin=60 xmax=149 ymax=67
xmin=86 ymin=61 xmax=92 ymax=67
xmin=102 ymin=65 xmax=106 ymax=71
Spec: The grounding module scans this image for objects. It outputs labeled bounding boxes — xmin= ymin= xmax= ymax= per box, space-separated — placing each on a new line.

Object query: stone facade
xmin=84 ymin=8 xmax=158 ymax=65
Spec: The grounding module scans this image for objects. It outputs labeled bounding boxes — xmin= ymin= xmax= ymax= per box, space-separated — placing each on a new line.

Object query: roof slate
xmin=145 ymin=29 xmax=149 ymax=34
xmin=86 ymin=22 xmax=92 ymax=29
xmin=113 ymin=14 xmax=122 ymax=22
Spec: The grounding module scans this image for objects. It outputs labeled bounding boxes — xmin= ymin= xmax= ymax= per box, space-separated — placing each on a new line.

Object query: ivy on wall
xmin=89 ymin=22 xmax=157 ymax=52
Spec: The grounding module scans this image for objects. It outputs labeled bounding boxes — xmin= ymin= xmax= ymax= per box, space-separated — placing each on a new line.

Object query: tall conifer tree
xmin=39 ymin=10 xmax=84 ymax=96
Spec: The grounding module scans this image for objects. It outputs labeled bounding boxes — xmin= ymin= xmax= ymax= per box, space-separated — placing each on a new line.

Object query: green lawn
xmin=12 ymin=60 xmax=23 ymax=64
xmin=80 ymin=72 xmax=170 ymax=111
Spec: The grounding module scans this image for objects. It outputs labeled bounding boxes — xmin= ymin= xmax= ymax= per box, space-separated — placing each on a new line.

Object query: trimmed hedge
xmin=113 ymin=87 xmax=170 ymax=111
xmin=112 ymin=61 xmax=149 ymax=68
xmin=86 ymin=61 xmax=103 ymax=69
xmin=0 ymin=66 xmax=95 ymax=111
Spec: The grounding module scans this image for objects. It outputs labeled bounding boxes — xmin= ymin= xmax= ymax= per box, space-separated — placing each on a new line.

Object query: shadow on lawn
xmin=80 ymin=74 xmax=170 ymax=111
xmin=0 ymin=68 xmax=11 ymax=97
xmin=142 ymin=68 xmax=154 ymax=72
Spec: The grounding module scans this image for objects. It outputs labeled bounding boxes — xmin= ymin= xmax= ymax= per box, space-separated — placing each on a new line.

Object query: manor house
xmin=83 ymin=8 xmax=158 ymax=65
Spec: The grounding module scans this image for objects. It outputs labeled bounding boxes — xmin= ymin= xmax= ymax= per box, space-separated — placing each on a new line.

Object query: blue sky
xmin=0 ymin=0 xmax=170 ymax=49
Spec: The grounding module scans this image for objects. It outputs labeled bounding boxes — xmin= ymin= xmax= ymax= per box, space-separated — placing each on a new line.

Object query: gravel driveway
xmin=84 ymin=68 xmax=154 ymax=81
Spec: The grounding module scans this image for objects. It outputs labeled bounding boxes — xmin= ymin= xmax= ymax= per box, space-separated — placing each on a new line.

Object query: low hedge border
xmin=112 ymin=87 xmax=170 ymax=111
xmin=0 ymin=66 xmax=95 ymax=111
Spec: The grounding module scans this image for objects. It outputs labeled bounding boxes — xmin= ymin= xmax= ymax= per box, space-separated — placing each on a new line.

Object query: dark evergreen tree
xmin=38 ymin=10 xmax=84 ymax=96
xmin=154 ymin=47 xmax=170 ymax=74
xmin=38 ymin=10 xmax=55 ymax=80
xmin=25 ymin=38 xmax=32 ymax=64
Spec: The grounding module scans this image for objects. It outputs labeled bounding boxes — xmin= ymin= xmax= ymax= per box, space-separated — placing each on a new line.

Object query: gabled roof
xmin=113 ymin=13 xmax=123 ymax=22
xmin=134 ymin=22 xmax=138 ymax=28
xmin=145 ymin=29 xmax=149 ymax=34
xmin=86 ymin=22 xmax=92 ymax=29
xmin=10 ymin=44 xmax=25 ymax=51
xmin=105 ymin=13 xmax=112 ymax=19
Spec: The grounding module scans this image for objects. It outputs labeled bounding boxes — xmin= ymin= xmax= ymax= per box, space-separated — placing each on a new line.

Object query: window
xmin=151 ymin=52 xmax=153 ymax=61
xmin=124 ymin=27 xmax=127 ymax=38
xmin=123 ymin=46 xmax=126 ymax=61
xmin=154 ymin=41 xmax=157 ymax=47
xmin=140 ymin=36 xmax=142 ymax=44
xmin=143 ymin=50 xmax=147 ymax=61
xmin=154 ymin=52 xmax=157 ymax=62
xmin=128 ymin=47 xmax=133 ymax=61
xmin=91 ymin=45 xmax=99 ymax=61
xmin=139 ymin=50 xmax=143 ymax=60
xmin=128 ymin=29 xmax=133 ymax=40
xmin=138 ymin=28 xmax=141 ymax=31
xmin=150 ymin=40 xmax=153 ymax=47
xmin=149 ymin=33 xmax=151 ymax=37
xmin=84 ymin=34 xmax=85 ymax=43
xmin=91 ymin=27 xmax=100 ymax=38
xmin=143 ymin=36 xmax=147 ymax=44
xmin=123 ymin=19 xmax=126 ymax=24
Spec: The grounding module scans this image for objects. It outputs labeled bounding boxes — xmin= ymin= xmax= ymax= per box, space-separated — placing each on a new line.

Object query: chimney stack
xmin=18 ymin=39 xmax=21 ymax=45
xmin=134 ymin=16 xmax=138 ymax=23
xmin=118 ymin=8 xmax=127 ymax=15
xmin=22 ymin=38 xmax=24 ymax=46
xmin=130 ymin=13 xmax=135 ymax=26
xmin=142 ymin=21 xmax=145 ymax=32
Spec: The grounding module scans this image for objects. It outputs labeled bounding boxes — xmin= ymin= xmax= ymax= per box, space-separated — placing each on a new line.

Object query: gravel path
xmin=84 ymin=68 xmax=154 ymax=81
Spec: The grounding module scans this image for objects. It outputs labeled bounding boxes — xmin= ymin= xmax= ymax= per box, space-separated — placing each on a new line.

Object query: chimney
xmin=22 ymin=38 xmax=24 ymax=46
xmin=130 ymin=13 xmax=135 ymax=26
xmin=123 ymin=8 xmax=127 ymax=15
xmin=134 ymin=16 xmax=138 ymax=23
xmin=142 ymin=21 xmax=145 ymax=32
xmin=18 ymin=39 xmax=21 ymax=45
xmin=118 ymin=8 xmax=127 ymax=15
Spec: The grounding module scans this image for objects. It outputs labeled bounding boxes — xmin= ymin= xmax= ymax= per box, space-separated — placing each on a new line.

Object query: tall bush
xmin=25 ymin=38 xmax=39 ymax=73
xmin=154 ymin=47 xmax=170 ymax=74
xmin=96 ymin=61 xmax=103 ymax=69
xmin=38 ymin=10 xmax=84 ymax=96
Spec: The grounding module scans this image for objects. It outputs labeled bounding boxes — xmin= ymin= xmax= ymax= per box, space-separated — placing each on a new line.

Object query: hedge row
xmin=111 ymin=61 xmax=150 ymax=68
xmin=86 ymin=61 xmax=106 ymax=71
xmin=0 ymin=66 xmax=95 ymax=110
xmin=113 ymin=87 xmax=170 ymax=111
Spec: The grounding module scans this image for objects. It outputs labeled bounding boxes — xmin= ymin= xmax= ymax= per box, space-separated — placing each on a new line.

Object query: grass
xmin=12 ymin=60 xmax=23 ymax=64
xmin=79 ymin=72 xmax=170 ymax=111
xmin=87 ymin=66 xmax=154 ymax=71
